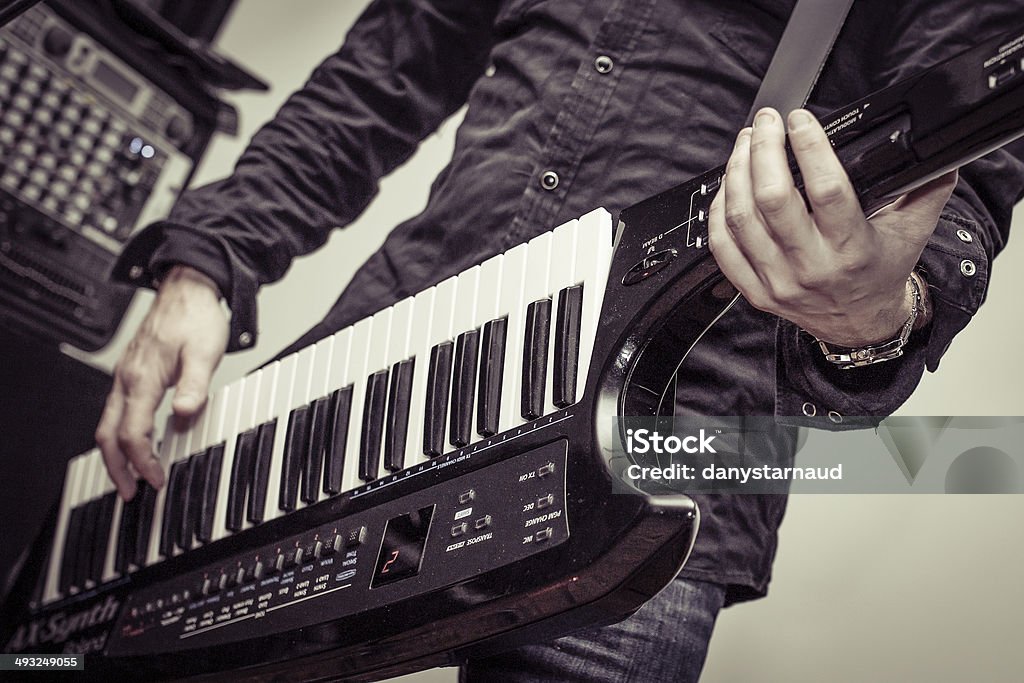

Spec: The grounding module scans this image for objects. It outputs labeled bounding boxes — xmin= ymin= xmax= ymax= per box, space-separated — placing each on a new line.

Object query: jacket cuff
xmin=774 ymin=210 xmax=989 ymax=430
xmin=111 ymin=221 xmax=260 ymax=352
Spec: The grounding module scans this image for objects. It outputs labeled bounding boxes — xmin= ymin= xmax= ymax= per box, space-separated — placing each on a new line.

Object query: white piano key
xmin=268 ymin=345 xmax=316 ymax=519
xmin=192 ymin=385 xmax=230 ymax=546
xmin=523 ymin=230 xmax=554 ymax=305
xmin=66 ymin=452 xmax=94 ymax=593
xmin=360 ymin=309 xmax=392 ymax=481
xmin=469 ymin=254 xmax=505 ymax=444
xmin=262 ymin=354 xmax=297 ymax=523
xmin=167 ymin=411 xmax=197 ymax=556
xmin=100 ymin=472 xmax=123 ymax=583
xmin=545 ymin=219 xmax=580 ymax=416
xmin=387 ymin=298 xmax=415 ymax=365
xmin=256 ymin=361 xmax=281 ymax=425
xmin=80 ymin=452 xmax=104 ymax=588
xmin=145 ymin=416 xmax=177 ymax=566
xmin=177 ymin=401 xmax=210 ymax=551
xmin=380 ymin=298 xmax=413 ymax=478
xmin=310 ymin=338 xmax=335 ymax=402
xmin=475 ymin=254 xmax=504 ymax=325
xmin=44 ymin=454 xmax=78 ymax=602
xmin=188 ymin=399 xmax=211 ymax=454
xmin=406 ymin=285 xmax=438 ymax=466
xmin=326 ymin=327 xmax=353 ymax=396
xmin=230 ymin=369 xmax=264 ymax=529
xmin=496 ymin=243 xmax=528 ymax=434
xmin=210 ymin=376 xmax=249 ymax=543
xmin=341 ymin=317 xmax=373 ymax=493
xmin=572 ymin=208 xmax=614 ymax=398
xmin=514 ymin=231 xmax=554 ymax=427
xmin=445 ymin=267 xmax=480 ymax=454
xmin=92 ymin=451 xmax=119 ymax=585
xmin=451 ymin=267 xmax=480 ymax=342
xmin=298 ymin=339 xmax=333 ymax=507
xmin=321 ymin=327 xmax=353 ymax=500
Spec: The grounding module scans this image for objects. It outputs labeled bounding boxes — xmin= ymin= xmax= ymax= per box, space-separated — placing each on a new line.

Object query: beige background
xmin=82 ymin=2 xmax=1024 ymax=681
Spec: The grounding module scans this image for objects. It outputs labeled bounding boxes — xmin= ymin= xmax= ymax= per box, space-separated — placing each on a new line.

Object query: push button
xmin=345 ymin=525 xmax=367 ymax=548
xmin=474 ymin=515 xmax=492 ymax=530
xmin=458 ymin=489 xmax=475 ymax=505
xmin=535 ymin=527 xmax=553 ymax=542
xmin=451 ymin=522 xmax=468 ymax=537
xmin=322 ymin=535 xmax=343 ymax=555
xmin=537 ymin=462 xmax=555 ymax=477
xmin=537 ymin=494 xmax=554 ymax=509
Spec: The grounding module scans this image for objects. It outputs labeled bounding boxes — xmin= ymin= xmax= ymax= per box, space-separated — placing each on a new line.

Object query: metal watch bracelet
xmin=817 ymin=273 xmax=922 ymax=370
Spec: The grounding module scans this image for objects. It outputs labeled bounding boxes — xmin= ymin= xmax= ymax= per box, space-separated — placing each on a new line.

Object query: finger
xmin=117 ymin=369 xmax=167 ymax=491
xmin=721 ymin=127 xmax=781 ymax=271
xmin=172 ymin=343 xmax=216 ymax=418
xmin=708 ymin=184 xmax=771 ymax=308
xmin=749 ymin=108 xmax=811 ymax=247
xmin=787 ymin=109 xmax=865 ymax=240
xmin=96 ymin=376 xmax=137 ymax=500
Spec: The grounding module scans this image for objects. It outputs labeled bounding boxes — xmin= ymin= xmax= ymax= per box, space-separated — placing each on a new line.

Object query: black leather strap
xmin=745 ymin=0 xmax=855 ymax=124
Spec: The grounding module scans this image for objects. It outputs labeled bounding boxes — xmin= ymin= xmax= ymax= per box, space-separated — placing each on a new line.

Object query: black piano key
xmin=521 ymin=299 xmax=551 ymax=420
xmin=384 ymin=358 xmax=415 ymax=472
xmin=302 ymin=397 xmax=331 ymax=504
xmin=553 ymin=285 xmax=584 ymax=408
xmin=450 ymin=330 xmax=480 ymax=448
xmin=227 ymin=429 xmax=257 ymax=531
xmin=323 ymin=386 xmax=353 ymax=495
xmin=179 ymin=451 xmax=207 ymax=549
xmin=89 ymin=492 xmax=117 ymax=584
xmin=477 ymin=317 xmax=508 ymax=437
xmin=280 ymin=406 xmax=311 ymax=512
xmin=248 ymin=420 xmax=276 ymax=522
xmin=115 ymin=486 xmax=141 ymax=574
xmin=423 ymin=342 xmax=453 ymax=457
xmin=197 ymin=444 xmax=224 ymax=543
xmin=359 ymin=370 xmax=390 ymax=481
xmin=60 ymin=505 xmax=85 ymax=592
xmin=132 ymin=481 xmax=157 ymax=568
xmin=160 ymin=461 xmax=188 ymax=558
xmin=77 ymin=498 xmax=102 ymax=587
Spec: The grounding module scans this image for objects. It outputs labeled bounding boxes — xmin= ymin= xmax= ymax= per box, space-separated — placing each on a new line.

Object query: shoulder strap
xmin=745 ymin=0 xmax=855 ymax=124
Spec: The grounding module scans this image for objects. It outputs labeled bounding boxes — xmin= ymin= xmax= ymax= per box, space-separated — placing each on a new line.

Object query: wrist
xmin=160 ymin=264 xmax=223 ymax=301
xmin=809 ymin=279 xmax=915 ymax=348
xmin=815 ymin=273 xmax=924 ymax=370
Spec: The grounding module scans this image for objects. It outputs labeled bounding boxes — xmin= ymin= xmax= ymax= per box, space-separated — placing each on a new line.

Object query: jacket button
xmin=802 ymin=402 xmax=817 ymax=417
xmin=955 ymin=229 xmax=973 ymax=243
xmin=960 ymin=259 xmax=977 ymax=277
xmin=238 ymin=331 xmax=253 ymax=347
xmin=540 ymin=170 xmax=559 ymax=190
xmin=594 ymin=55 xmax=614 ymax=74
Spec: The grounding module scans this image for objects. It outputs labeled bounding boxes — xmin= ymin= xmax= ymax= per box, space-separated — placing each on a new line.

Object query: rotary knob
xmin=164 ymin=114 xmax=190 ymax=144
xmin=42 ymin=25 xmax=74 ymax=58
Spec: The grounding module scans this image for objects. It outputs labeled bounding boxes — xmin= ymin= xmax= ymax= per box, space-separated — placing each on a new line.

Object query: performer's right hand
xmin=96 ymin=265 xmax=229 ymax=500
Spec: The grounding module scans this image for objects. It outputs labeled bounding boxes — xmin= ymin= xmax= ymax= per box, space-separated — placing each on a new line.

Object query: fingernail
xmin=789 ymin=109 xmax=813 ymax=130
xmin=754 ymin=110 xmax=774 ymax=128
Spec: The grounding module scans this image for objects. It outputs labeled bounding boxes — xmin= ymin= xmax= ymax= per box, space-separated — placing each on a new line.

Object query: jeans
xmin=461 ymin=578 xmax=727 ymax=682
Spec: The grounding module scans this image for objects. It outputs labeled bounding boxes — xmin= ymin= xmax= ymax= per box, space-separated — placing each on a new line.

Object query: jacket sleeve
xmin=112 ymin=0 xmax=501 ymax=350
xmin=774 ymin=1 xmax=1024 ymax=429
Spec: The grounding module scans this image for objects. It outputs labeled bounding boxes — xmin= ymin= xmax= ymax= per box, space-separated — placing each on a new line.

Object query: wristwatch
xmin=817 ymin=272 xmax=924 ymax=370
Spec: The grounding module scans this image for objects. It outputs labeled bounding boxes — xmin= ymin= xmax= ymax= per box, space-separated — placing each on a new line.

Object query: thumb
xmin=172 ymin=347 xmax=215 ymax=417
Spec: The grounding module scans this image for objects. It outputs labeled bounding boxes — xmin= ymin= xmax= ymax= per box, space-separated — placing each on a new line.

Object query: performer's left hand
xmin=707 ymin=107 xmax=957 ymax=347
